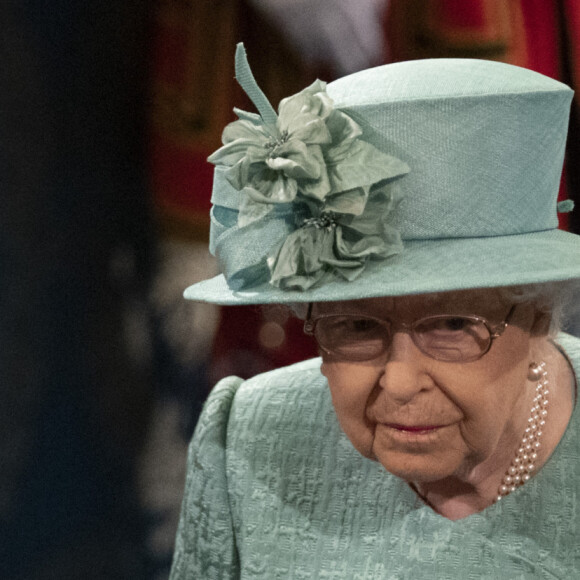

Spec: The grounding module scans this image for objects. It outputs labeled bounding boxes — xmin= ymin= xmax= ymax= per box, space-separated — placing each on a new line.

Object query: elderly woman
xmin=170 ymin=45 xmax=580 ymax=578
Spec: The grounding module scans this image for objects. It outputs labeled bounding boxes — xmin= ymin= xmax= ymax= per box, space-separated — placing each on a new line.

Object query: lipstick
xmin=387 ymin=424 xmax=442 ymax=432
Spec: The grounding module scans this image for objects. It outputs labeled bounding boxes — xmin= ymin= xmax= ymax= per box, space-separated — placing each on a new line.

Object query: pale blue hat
xmin=185 ymin=45 xmax=580 ymax=305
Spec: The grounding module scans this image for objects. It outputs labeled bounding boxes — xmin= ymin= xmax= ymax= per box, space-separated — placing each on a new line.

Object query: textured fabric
xmin=186 ymin=229 xmax=580 ymax=305
xmin=207 ymin=46 xmax=411 ymax=292
xmin=170 ymin=334 xmax=580 ymax=579
xmin=184 ymin=57 xmax=580 ymax=305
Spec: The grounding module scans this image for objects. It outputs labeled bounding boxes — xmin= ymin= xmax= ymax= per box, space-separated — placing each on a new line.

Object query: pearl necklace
xmin=496 ymin=362 xmax=549 ymax=501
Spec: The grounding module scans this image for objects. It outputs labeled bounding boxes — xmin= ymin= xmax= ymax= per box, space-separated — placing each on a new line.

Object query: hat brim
xmin=184 ymin=229 xmax=580 ymax=305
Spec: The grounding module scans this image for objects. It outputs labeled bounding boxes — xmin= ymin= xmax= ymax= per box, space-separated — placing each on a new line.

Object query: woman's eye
xmin=442 ymin=317 xmax=469 ymax=331
xmin=349 ymin=318 xmax=378 ymax=333
xmin=417 ymin=317 xmax=475 ymax=337
xmin=324 ymin=317 xmax=381 ymax=337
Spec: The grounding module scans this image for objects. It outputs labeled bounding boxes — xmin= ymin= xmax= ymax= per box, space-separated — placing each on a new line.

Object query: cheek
xmin=321 ymin=360 xmax=379 ymax=458
xmin=447 ymin=338 xmax=531 ymax=453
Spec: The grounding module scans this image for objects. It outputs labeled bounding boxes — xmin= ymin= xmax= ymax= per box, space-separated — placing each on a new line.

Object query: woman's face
xmin=318 ymin=290 xmax=544 ymax=483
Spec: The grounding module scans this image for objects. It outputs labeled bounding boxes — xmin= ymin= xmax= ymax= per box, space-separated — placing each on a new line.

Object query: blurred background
xmin=2 ymin=1 xmax=579 ymax=578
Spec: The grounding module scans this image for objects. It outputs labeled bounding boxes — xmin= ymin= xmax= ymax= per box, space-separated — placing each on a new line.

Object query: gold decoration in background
xmin=151 ymin=0 xmax=239 ymax=151
xmin=152 ymin=0 xmax=312 ymax=151
xmin=388 ymin=0 xmax=527 ymax=64
xmin=150 ymin=0 xmax=314 ymax=238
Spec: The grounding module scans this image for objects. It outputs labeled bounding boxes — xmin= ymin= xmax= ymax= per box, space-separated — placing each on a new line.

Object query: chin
xmin=375 ymin=452 xmax=462 ymax=483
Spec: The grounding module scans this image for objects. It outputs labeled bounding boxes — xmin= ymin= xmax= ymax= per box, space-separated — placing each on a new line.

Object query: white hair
xmin=286 ymin=280 xmax=580 ymax=336
xmin=497 ymin=280 xmax=580 ymax=336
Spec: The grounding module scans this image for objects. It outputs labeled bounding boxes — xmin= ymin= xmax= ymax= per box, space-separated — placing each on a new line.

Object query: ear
xmin=530 ymin=309 xmax=551 ymax=337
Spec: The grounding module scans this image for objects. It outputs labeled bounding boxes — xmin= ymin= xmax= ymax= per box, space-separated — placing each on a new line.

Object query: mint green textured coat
xmin=170 ymin=335 xmax=580 ymax=579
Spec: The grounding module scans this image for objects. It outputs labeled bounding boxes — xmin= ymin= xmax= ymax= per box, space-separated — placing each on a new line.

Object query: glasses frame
xmin=303 ymin=304 xmax=517 ymax=363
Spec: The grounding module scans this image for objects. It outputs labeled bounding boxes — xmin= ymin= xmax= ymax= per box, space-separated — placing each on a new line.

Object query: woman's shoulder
xmin=199 ymin=357 xmax=331 ymax=435
xmin=554 ymin=333 xmax=580 ymax=392
xmin=232 ymin=357 xmax=333 ymax=432
xmin=234 ymin=356 xmax=326 ymax=401
xmin=556 ymin=332 xmax=580 ymax=364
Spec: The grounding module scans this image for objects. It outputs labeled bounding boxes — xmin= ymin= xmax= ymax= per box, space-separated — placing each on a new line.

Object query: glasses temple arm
xmin=303 ymin=302 xmax=314 ymax=335
xmin=490 ymin=304 xmax=517 ymax=338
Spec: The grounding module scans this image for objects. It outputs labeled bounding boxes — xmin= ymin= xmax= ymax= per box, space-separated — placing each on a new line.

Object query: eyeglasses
xmin=303 ymin=304 xmax=516 ymax=363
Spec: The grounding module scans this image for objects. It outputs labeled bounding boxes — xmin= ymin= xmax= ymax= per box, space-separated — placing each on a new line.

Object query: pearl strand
xmin=496 ymin=362 xmax=548 ymax=501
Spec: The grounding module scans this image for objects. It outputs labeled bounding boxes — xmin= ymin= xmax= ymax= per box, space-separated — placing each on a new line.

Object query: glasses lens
xmin=315 ymin=316 xmax=388 ymax=361
xmin=412 ymin=316 xmax=491 ymax=361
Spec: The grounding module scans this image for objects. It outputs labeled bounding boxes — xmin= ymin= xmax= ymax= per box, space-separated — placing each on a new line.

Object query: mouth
xmin=377 ymin=423 xmax=453 ymax=445
xmin=385 ymin=424 xmax=444 ymax=433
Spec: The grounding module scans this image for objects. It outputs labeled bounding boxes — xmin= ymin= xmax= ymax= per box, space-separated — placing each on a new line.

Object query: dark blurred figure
xmin=0 ymin=2 xmax=155 ymax=579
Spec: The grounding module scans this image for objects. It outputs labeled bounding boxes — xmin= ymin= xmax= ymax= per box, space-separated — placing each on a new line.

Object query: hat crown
xmin=327 ymin=58 xmax=573 ymax=241
xmin=185 ymin=56 xmax=580 ymax=305
xmin=329 ymin=58 xmax=569 ymax=102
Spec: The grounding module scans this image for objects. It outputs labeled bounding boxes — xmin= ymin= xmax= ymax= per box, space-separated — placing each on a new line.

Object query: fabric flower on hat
xmin=208 ymin=43 xmax=410 ymax=291
xmin=269 ymin=182 xmax=404 ymax=290
xmin=209 ymin=79 xmax=372 ymax=227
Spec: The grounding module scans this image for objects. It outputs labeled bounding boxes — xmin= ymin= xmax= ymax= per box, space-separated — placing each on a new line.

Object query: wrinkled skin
xmin=317 ymin=289 xmax=573 ymax=518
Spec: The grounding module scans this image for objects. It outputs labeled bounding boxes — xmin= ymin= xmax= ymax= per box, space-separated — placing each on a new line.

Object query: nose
xmin=377 ymin=331 xmax=434 ymax=404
